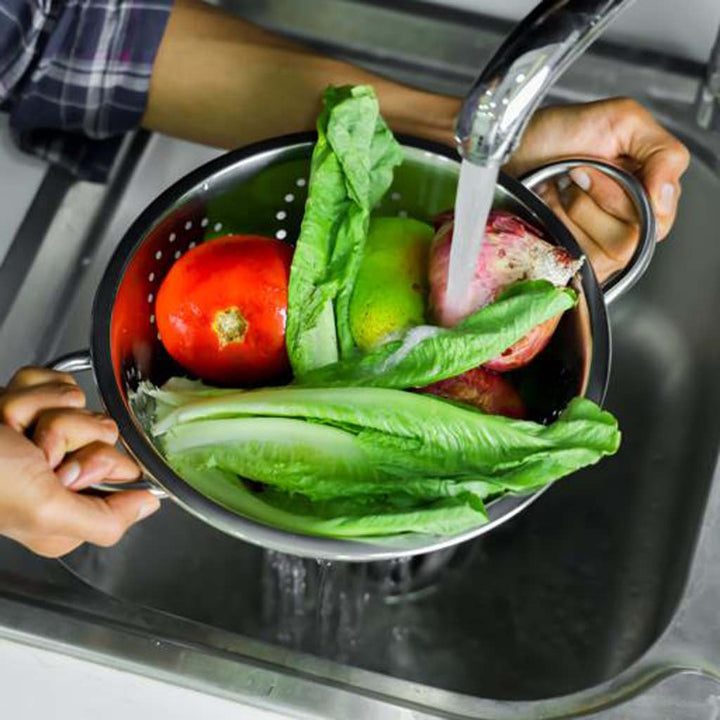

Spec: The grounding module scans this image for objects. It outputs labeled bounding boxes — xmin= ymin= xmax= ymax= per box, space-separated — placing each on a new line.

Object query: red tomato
xmin=156 ymin=235 xmax=293 ymax=385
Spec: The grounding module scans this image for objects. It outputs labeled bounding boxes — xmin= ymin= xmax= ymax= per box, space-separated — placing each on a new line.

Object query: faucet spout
xmin=696 ymin=23 xmax=720 ymax=132
xmin=456 ymin=0 xmax=637 ymax=166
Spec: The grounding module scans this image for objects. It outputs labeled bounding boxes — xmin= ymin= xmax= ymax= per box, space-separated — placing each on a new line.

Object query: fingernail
xmin=556 ymin=175 xmax=571 ymax=192
xmin=57 ymin=461 xmax=81 ymax=487
xmin=62 ymin=387 xmax=84 ymax=405
xmin=136 ymin=500 xmax=160 ymax=522
xmin=100 ymin=418 xmax=118 ymax=436
xmin=570 ymin=168 xmax=591 ymax=192
xmin=658 ymin=183 xmax=675 ymax=215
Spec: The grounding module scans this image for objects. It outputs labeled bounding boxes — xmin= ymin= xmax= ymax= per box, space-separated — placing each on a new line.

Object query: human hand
xmin=0 ymin=367 xmax=160 ymax=557
xmin=504 ymin=98 xmax=690 ymax=282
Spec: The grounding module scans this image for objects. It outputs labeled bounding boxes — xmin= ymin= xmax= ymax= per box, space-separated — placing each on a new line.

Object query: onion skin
xmin=420 ymin=367 xmax=528 ymax=419
xmin=429 ymin=210 xmax=582 ymax=372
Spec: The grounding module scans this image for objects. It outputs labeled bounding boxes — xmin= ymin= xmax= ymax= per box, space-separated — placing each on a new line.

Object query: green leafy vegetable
xmin=296 ymin=280 xmax=576 ymax=389
xmin=169 ymin=455 xmax=489 ymax=537
xmin=142 ymin=375 xmax=620 ymax=537
xmin=131 ymin=83 xmax=621 ymax=542
xmin=286 ymin=85 xmax=403 ymax=375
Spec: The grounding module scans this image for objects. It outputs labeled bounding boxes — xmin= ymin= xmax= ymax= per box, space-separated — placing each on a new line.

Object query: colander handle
xmin=47 ymin=350 xmax=166 ymax=498
xmin=519 ymin=159 xmax=657 ymax=305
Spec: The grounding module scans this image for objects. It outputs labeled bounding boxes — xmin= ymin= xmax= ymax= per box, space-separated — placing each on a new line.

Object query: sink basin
xmin=48 ymin=128 xmax=720 ymax=702
xmin=1 ymin=3 xmax=719 ymax=710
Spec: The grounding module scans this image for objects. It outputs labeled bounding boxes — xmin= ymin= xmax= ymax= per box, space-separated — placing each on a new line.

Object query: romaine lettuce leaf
xmin=296 ymin=280 xmax=576 ymax=389
xmin=170 ymin=454 xmax=489 ymax=537
xmin=147 ymin=375 xmax=620 ymax=536
xmin=286 ymin=85 xmax=403 ymax=375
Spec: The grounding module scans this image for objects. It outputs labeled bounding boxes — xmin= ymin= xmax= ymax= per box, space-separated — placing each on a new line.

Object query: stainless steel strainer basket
xmin=52 ymin=132 xmax=655 ymax=561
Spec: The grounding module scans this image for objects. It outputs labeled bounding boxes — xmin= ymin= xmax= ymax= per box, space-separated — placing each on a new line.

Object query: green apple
xmin=350 ymin=217 xmax=434 ymax=351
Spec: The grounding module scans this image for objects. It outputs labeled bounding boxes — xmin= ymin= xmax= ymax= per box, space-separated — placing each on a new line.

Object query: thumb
xmin=49 ymin=489 xmax=161 ymax=547
xmin=637 ymin=152 xmax=687 ymax=240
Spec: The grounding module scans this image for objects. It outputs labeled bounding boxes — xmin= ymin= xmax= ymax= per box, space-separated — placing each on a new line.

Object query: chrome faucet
xmin=695 ymin=24 xmax=720 ymax=132
xmin=455 ymin=0 xmax=637 ymax=166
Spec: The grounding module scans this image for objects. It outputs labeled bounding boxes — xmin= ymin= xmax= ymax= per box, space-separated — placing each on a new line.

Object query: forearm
xmin=142 ymin=0 xmax=459 ymax=149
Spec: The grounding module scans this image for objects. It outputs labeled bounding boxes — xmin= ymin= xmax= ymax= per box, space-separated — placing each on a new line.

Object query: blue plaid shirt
xmin=1 ymin=0 xmax=172 ymax=181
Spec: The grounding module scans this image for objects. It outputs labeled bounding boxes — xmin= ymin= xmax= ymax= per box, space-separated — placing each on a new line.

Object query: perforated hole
xmin=390 ymin=191 xmax=401 ymax=201
xmin=276 ymin=210 xmax=287 ymax=220
xmin=184 ymin=221 xmax=193 ymax=230
xmin=284 ymin=193 xmax=295 ymax=203
xmin=213 ymin=222 xmax=223 ymax=232
xmin=174 ymin=250 xmax=182 ymax=260
xmin=275 ymin=229 xmax=287 ymax=240
xmin=398 ymin=210 xmax=408 ymax=218
xmin=148 ymin=293 xmax=154 ymax=303
xmin=296 ymin=178 xmax=307 ymax=187
xmin=155 ymin=251 xmax=163 ymax=260
xmin=188 ymin=241 xmax=197 ymax=249
xmin=201 ymin=217 xmax=209 ymax=228
xmin=169 ymin=233 xmax=176 ymax=243
xmin=150 ymin=315 xmax=155 ymax=325
xmin=148 ymin=272 xmax=155 ymax=282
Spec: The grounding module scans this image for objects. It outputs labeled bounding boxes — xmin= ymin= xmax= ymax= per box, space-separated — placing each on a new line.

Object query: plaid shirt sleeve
xmin=0 ymin=0 xmax=173 ymax=181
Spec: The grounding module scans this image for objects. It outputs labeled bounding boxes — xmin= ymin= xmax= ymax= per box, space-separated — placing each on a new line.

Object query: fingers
xmin=568 ymin=167 xmax=637 ymax=224
xmin=55 ymin=442 xmax=141 ymax=490
xmin=48 ymin=489 xmax=161 ymax=547
xmin=538 ymin=182 xmax=626 ymax=283
xmin=9 ymin=485 xmax=159 ymax=557
xmin=23 ymin=483 xmax=160 ymax=550
xmin=607 ymin=98 xmax=689 ymax=240
xmin=506 ymin=97 xmax=690 ymax=242
xmin=0 ymin=367 xmax=156 ymax=559
xmin=561 ymin=183 xmax=639 ymax=270
xmin=6 ymin=367 xmax=78 ymax=392
xmin=0 ymin=382 xmax=86 ymax=433
xmin=33 ymin=409 xmax=118 ymax=469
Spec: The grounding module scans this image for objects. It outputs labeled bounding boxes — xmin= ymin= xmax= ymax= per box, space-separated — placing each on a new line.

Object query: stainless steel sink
xmin=2 ymin=2 xmax=720 ymax=716
xmin=41 ymin=134 xmax=720 ymax=704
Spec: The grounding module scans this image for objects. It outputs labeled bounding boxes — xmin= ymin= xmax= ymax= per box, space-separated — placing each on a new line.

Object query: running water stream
xmin=261 ymin=551 xmax=417 ymax=659
xmin=444 ymin=159 xmax=499 ymax=318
